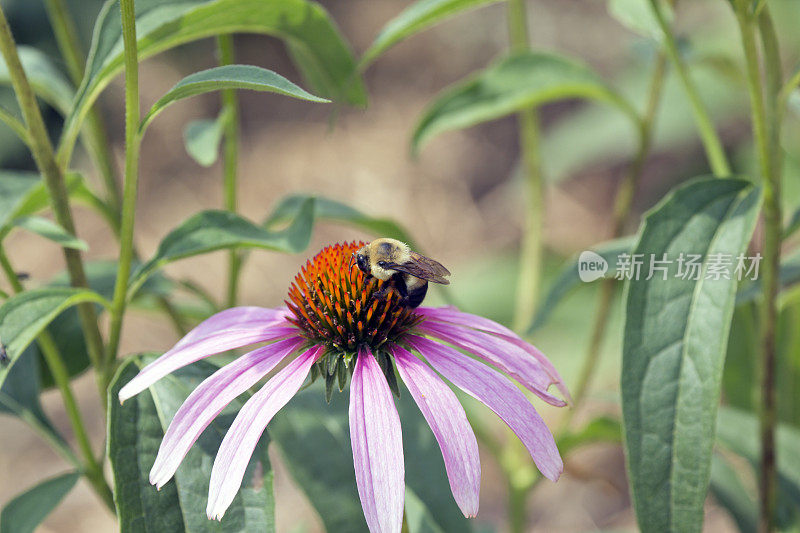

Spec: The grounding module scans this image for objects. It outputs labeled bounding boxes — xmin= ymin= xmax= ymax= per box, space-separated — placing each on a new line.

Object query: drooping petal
xmin=149 ymin=336 xmax=304 ymax=488
xmin=392 ymin=345 xmax=480 ymax=517
xmin=118 ymin=324 xmax=298 ymax=403
xmin=173 ymin=306 xmax=288 ymax=349
xmin=417 ymin=320 xmax=566 ymax=407
xmin=417 ymin=306 xmax=571 ymax=403
xmin=206 ymin=345 xmax=322 ymax=520
xmin=407 ymin=335 xmax=563 ymax=481
xmin=349 ymin=347 xmax=404 ymax=533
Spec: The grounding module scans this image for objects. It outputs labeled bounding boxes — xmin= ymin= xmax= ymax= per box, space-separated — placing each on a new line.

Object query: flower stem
xmin=217 ymin=34 xmax=242 ymax=308
xmin=0 ymin=4 xmax=106 ymax=395
xmin=106 ymin=0 xmax=140 ymax=378
xmin=568 ymin=53 xmax=667 ymax=420
xmin=43 ymin=0 xmax=122 ymax=219
xmin=0 ymin=246 xmax=114 ymax=511
xmin=507 ymin=0 xmax=544 ymax=336
xmin=648 ymin=0 xmax=730 ymax=177
xmin=736 ymin=4 xmax=783 ymax=531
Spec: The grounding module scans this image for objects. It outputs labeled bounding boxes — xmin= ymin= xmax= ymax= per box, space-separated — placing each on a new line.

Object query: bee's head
xmin=353 ymin=246 xmax=370 ymax=276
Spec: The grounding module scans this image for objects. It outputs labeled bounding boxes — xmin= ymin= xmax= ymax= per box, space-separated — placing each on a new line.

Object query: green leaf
xmin=12 ymin=216 xmax=88 ymax=250
xmin=404 ymin=488 xmax=446 ymax=533
xmin=264 ymin=193 xmax=417 ymax=247
xmin=736 ymin=249 xmax=800 ymax=305
xmin=0 ymin=344 xmax=67 ymax=454
xmin=621 ymin=178 xmax=762 ymax=532
xmin=34 ymin=261 xmax=173 ymax=389
xmin=183 ymin=116 xmax=226 ymax=167
xmin=0 ymin=288 xmax=108 ymax=392
xmin=716 ymin=407 xmax=800 ymax=529
xmin=0 ymin=471 xmax=80 ymax=533
xmin=360 ymin=0 xmax=501 ymax=68
xmin=0 ymin=172 xmax=100 ymax=241
xmin=141 ymin=65 xmax=328 ymax=133
xmin=557 ymin=416 xmax=622 ymax=456
xmin=709 ymin=453 xmax=757 ymax=533
xmin=270 ymin=384 xmax=471 ymax=533
xmin=0 ymin=46 xmax=74 ymax=115
xmin=61 ymin=0 xmax=365 ymax=161
xmin=412 ymin=51 xmax=638 ymax=153
xmin=108 ymin=355 xmax=274 ymax=532
xmin=0 ymin=171 xmax=41 ymax=230
xmin=529 ymin=236 xmax=635 ymax=332
xmin=131 ymin=200 xmax=315 ymax=296
xmin=721 ymin=302 xmax=758 ymax=412
xmin=607 ymin=0 xmax=673 ymax=42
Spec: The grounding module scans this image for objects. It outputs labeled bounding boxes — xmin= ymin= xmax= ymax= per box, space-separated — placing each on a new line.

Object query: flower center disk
xmin=286 ymin=241 xmax=421 ymax=354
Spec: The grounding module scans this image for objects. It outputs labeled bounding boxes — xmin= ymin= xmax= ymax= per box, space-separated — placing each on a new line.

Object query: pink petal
xmin=392 ymin=345 xmax=480 ymax=517
xmin=417 ymin=306 xmax=571 ymax=403
xmin=206 ymin=345 xmax=322 ymax=520
xmin=418 ymin=321 xmax=566 ymax=407
xmin=407 ymin=335 xmax=563 ymax=481
xmin=150 ymin=337 xmax=304 ymax=488
xmin=173 ymin=306 xmax=287 ymax=350
xmin=350 ymin=347 xmax=404 ymax=533
xmin=118 ymin=325 xmax=298 ymax=403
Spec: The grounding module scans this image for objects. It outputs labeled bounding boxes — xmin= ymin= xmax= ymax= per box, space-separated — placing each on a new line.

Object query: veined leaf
xmin=529 ymin=236 xmax=635 ymax=332
xmin=130 ymin=199 xmax=315 ymax=296
xmin=183 ymin=116 xmax=226 ymax=167
xmin=0 ymin=471 xmax=79 ymax=533
xmin=622 ymin=178 xmax=762 ymax=532
xmin=361 ymin=0 xmax=501 ymax=68
xmin=0 ymin=287 xmax=108 ymax=392
xmin=270 ymin=384 xmax=471 ymax=533
xmin=12 ymin=216 xmax=88 ymax=250
xmin=0 ymin=46 xmax=73 ymax=115
xmin=736 ymin=249 xmax=800 ymax=305
xmin=412 ymin=51 xmax=639 ymax=153
xmin=141 ymin=65 xmax=328 ymax=133
xmin=108 ymin=355 xmax=275 ymax=532
xmin=264 ymin=193 xmax=417 ymax=248
xmin=59 ymin=0 xmax=365 ymax=163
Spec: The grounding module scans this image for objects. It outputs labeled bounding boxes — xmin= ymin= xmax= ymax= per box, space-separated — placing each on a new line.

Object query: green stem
xmin=508 ymin=0 xmax=544 ymax=334
xmin=0 ymin=5 xmax=106 ymax=396
xmin=43 ymin=0 xmax=122 ymax=220
xmin=737 ymin=4 xmax=783 ymax=531
xmin=567 ymin=53 xmax=668 ymax=421
xmin=0 ymin=246 xmax=114 ymax=511
xmin=217 ymin=35 xmax=242 ymax=308
xmin=106 ymin=0 xmax=141 ymax=378
xmin=648 ymin=0 xmax=731 ymax=177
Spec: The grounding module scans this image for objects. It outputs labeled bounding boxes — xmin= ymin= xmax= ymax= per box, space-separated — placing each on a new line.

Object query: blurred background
xmin=1 ymin=0 xmax=799 ymax=530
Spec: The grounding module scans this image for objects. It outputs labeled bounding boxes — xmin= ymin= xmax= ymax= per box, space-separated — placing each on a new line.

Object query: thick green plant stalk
xmin=569 ymin=52 xmax=667 ymax=418
xmin=43 ymin=0 xmax=122 ymax=220
xmin=736 ymin=4 xmax=783 ymax=531
xmin=508 ymin=0 xmax=544 ymax=335
xmin=0 ymin=246 xmax=113 ymax=510
xmin=217 ymin=34 xmax=243 ymax=308
xmin=0 ymin=5 xmax=106 ymax=394
xmin=107 ymin=0 xmax=141 ymax=376
xmin=648 ymin=0 xmax=730 ymax=177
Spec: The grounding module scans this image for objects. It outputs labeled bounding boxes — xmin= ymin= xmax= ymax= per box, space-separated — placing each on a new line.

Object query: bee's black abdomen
xmin=406 ymin=282 xmax=428 ymax=308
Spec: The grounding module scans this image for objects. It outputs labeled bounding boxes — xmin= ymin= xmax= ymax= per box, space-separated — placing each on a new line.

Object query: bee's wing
xmin=388 ymin=252 xmax=451 ymax=284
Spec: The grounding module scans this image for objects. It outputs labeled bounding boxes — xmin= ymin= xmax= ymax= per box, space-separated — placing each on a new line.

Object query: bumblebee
xmin=353 ymin=238 xmax=450 ymax=308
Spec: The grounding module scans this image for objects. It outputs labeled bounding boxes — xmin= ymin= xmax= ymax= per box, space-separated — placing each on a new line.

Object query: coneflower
xmin=119 ymin=241 xmax=568 ymax=532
